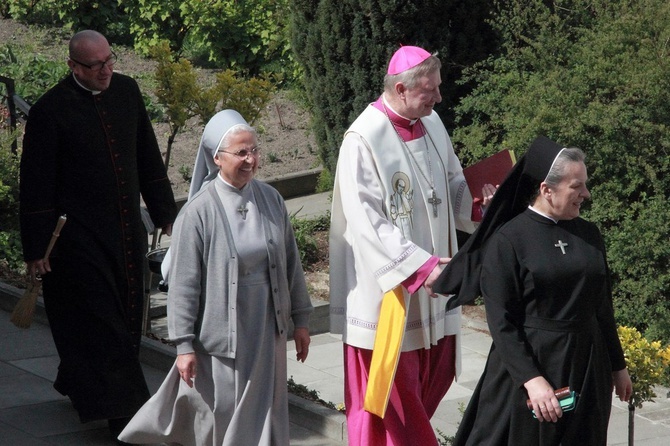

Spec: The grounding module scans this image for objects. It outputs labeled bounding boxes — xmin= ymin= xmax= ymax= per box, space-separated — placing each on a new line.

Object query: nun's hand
xmin=613 ymin=368 xmax=633 ymax=402
xmin=293 ymin=327 xmax=310 ymax=362
xmin=524 ymin=376 xmax=562 ymax=423
xmin=176 ymin=353 xmax=197 ymax=387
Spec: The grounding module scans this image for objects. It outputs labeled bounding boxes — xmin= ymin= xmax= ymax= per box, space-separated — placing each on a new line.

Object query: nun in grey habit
xmin=119 ymin=110 xmax=313 ymax=446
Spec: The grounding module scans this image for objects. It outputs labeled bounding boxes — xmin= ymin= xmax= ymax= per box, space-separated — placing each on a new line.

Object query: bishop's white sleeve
xmin=333 ymin=133 xmax=432 ymax=292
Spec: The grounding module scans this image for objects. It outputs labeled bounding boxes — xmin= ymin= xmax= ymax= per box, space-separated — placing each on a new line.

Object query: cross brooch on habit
xmin=554 ymin=240 xmax=568 ymax=255
xmin=237 ymin=206 xmax=248 ymax=220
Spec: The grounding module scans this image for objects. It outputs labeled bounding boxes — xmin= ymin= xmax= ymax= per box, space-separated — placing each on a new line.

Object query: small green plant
xmin=289 ymin=212 xmax=329 ymax=270
xmin=178 ymin=164 xmax=192 ymax=183
xmin=267 ymin=151 xmax=280 ymax=163
xmin=315 ymin=169 xmax=334 ymax=194
xmin=436 ymin=428 xmax=456 ymax=446
xmin=435 ymin=401 xmax=465 ymax=445
xmin=289 ymin=211 xmax=318 ymax=268
xmin=287 ymin=376 xmax=342 ymax=411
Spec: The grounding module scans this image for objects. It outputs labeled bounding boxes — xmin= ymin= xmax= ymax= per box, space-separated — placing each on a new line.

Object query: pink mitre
xmin=387 ymin=45 xmax=431 ymax=75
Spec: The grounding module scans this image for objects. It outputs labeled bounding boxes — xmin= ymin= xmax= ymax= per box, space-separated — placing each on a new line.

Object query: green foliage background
xmin=450 ymin=0 xmax=670 ymax=340
xmin=0 ymin=106 xmax=22 ymax=271
xmin=2 ymin=0 xmax=670 ymax=342
xmin=0 ymin=45 xmax=69 ymax=105
xmin=118 ymin=0 xmax=294 ymax=75
xmin=290 ymin=0 xmax=498 ymax=172
xmin=3 ymin=0 xmax=293 ymax=76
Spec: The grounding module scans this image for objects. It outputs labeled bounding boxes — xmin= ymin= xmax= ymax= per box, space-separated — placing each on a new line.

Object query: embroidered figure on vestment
xmin=390 ymin=171 xmax=414 ymax=236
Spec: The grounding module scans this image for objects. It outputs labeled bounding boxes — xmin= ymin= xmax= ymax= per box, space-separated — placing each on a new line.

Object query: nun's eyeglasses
xmin=70 ymin=51 xmax=117 ymax=72
xmin=218 ymin=147 xmax=261 ymax=159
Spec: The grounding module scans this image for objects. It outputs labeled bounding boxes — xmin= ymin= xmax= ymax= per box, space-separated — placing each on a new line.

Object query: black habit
xmin=20 ymin=73 xmax=177 ymax=422
xmin=454 ymin=209 xmax=626 ymax=445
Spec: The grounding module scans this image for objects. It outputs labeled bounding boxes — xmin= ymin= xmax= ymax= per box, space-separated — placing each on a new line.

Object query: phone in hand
xmin=531 ymin=390 xmax=578 ymax=418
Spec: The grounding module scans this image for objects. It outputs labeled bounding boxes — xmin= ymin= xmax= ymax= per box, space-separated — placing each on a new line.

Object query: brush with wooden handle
xmin=10 ymin=215 xmax=67 ymax=328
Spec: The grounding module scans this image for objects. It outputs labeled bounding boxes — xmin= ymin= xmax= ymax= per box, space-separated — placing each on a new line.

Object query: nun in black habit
xmin=434 ymin=136 xmax=632 ymax=445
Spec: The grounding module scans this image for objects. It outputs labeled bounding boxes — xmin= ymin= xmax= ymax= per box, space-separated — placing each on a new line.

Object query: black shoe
xmin=108 ymin=416 xmax=132 ymax=442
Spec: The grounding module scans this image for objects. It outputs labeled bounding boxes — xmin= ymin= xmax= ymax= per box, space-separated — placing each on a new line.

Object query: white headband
xmin=544 ymin=148 xmax=567 ymax=182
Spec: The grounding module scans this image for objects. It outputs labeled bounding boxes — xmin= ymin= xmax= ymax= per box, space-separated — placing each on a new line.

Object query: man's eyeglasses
xmin=218 ymin=147 xmax=261 ymax=159
xmin=70 ymin=51 xmax=117 ymax=72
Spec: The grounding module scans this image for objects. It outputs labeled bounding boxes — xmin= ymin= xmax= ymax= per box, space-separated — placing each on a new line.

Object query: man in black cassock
xmin=19 ymin=30 xmax=177 ymax=440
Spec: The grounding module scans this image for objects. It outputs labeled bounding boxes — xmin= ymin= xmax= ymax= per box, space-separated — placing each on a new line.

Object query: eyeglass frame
xmin=69 ymin=50 xmax=118 ymax=72
xmin=217 ymin=147 xmax=261 ymax=159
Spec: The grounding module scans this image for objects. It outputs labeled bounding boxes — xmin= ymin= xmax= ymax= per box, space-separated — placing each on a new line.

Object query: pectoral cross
xmin=554 ymin=240 xmax=568 ymax=254
xmin=237 ymin=206 xmax=248 ymax=220
xmin=427 ymin=189 xmax=442 ymax=218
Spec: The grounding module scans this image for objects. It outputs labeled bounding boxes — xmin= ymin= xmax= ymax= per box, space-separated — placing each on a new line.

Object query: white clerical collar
xmin=217 ymin=173 xmax=248 ymax=191
xmin=382 ymin=95 xmax=419 ymax=126
xmin=528 ymin=205 xmax=558 ymax=223
xmin=72 ymin=73 xmax=102 ymax=95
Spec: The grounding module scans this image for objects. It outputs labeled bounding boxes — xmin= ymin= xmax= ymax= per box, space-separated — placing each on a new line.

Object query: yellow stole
xmin=363 ymin=286 xmax=406 ymax=418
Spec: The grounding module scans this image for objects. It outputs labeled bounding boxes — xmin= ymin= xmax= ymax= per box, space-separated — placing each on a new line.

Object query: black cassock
xmin=20 ymin=73 xmax=177 ymax=422
xmin=455 ymin=210 xmax=626 ymax=446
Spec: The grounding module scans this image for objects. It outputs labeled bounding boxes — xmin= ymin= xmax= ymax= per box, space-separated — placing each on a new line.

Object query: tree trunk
xmin=164 ymin=126 xmax=180 ymax=170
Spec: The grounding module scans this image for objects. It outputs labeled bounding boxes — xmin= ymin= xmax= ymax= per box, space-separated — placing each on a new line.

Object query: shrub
xmin=605 ymin=196 xmax=670 ymax=342
xmin=289 ymin=212 xmax=329 ymax=270
xmin=618 ymin=325 xmax=670 ymax=407
xmin=151 ymin=43 xmax=276 ymax=169
xmin=0 ymin=44 xmax=68 ymax=105
xmin=450 ymin=0 xmax=670 ymax=343
xmin=0 ymin=104 xmax=22 ymax=272
xmin=4 ymin=0 xmax=62 ymax=24
xmin=4 ymin=0 xmax=131 ymax=44
xmin=119 ymin=0 xmax=296 ymax=79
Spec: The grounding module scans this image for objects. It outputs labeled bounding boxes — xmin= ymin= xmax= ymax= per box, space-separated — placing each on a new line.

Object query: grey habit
xmin=119 ymin=176 xmax=312 ymax=445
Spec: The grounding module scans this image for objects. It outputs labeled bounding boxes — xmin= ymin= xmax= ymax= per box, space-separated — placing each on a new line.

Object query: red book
xmin=463 ymin=149 xmax=516 ymax=200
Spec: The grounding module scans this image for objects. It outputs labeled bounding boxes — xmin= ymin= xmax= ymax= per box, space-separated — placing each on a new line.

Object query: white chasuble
xmin=330 ymin=104 xmax=476 ymax=366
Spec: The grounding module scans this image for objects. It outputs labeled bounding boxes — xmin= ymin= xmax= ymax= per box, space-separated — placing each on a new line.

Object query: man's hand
xmin=424 ymin=257 xmax=450 ymax=297
xmin=481 ymin=183 xmax=498 ymax=208
xmin=293 ymin=327 xmax=311 ymax=362
xmin=162 ymin=224 xmax=173 ymax=237
xmin=26 ymin=259 xmax=50 ymax=281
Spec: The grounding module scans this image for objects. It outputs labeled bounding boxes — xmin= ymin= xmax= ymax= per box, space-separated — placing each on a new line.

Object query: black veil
xmin=433 ymin=136 xmax=564 ymax=309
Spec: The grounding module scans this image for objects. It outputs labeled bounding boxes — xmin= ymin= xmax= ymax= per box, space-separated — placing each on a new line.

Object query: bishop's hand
xmin=424 ymin=257 xmax=451 ymax=297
